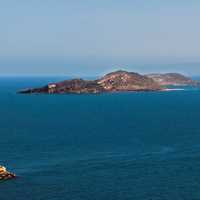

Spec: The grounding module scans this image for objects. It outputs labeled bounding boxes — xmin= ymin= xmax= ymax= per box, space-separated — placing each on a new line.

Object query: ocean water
xmin=1 ymin=77 xmax=200 ymax=200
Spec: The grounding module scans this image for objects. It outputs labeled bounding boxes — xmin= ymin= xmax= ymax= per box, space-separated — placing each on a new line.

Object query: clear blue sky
xmin=1 ymin=1 xmax=200 ymax=76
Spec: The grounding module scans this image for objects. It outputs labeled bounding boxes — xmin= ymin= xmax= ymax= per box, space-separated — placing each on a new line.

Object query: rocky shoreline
xmin=0 ymin=166 xmax=16 ymax=181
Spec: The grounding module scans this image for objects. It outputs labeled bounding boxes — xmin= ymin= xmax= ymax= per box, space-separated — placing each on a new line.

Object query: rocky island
xmin=19 ymin=70 xmax=199 ymax=94
xmin=19 ymin=70 xmax=162 ymax=94
xmin=0 ymin=166 xmax=16 ymax=181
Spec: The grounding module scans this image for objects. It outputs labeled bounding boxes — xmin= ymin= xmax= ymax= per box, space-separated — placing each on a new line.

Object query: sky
xmin=0 ymin=0 xmax=200 ymax=76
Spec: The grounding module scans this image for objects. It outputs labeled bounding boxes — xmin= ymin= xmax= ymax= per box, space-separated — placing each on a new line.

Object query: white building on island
xmin=48 ymin=84 xmax=57 ymax=93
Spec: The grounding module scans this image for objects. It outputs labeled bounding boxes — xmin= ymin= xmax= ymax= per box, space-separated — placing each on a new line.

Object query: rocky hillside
xmin=0 ymin=166 xmax=16 ymax=181
xmin=98 ymin=70 xmax=161 ymax=91
xmin=19 ymin=70 xmax=162 ymax=94
xmin=146 ymin=73 xmax=199 ymax=86
xmin=20 ymin=79 xmax=105 ymax=94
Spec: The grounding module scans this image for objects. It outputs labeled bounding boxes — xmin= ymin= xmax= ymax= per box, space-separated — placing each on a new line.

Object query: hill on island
xmin=146 ymin=73 xmax=199 ymax=86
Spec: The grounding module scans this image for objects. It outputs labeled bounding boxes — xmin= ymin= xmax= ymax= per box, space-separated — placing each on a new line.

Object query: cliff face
xmin=146 ymin=73 xmax=199 ymax=86
xmin=19 ymin=70 xmax=162 ymax=94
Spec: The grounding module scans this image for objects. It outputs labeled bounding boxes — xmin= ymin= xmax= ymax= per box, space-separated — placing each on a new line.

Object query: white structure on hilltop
xmin=48 ymin=84 xmax=56 ymax=89
xmin=48 ymin=84 xmax=57 ymax=93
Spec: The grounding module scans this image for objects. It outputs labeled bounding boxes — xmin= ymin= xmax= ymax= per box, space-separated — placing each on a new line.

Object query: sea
xmin=1 ymin=76 xmax=200 ymax=200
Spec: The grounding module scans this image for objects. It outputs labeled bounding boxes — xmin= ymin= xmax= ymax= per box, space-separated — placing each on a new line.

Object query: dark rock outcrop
xmin=20 ymin=79 xmax=105 ymax=94
xmin=0 ymin=166 xmax=16 ymax=181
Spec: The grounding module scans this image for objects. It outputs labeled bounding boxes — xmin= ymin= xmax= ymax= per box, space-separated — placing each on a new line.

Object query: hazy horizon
xmin=1 ymin=61 xmax=200 ymax=77
xmin=1 ymin=1 xmax=200 ymax=76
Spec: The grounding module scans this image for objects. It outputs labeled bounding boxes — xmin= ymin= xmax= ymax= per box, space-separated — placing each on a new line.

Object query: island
xmin=18 ymin=70 xmax=199 ymax=94
xmin=0 ymin=166 xmax=16 ymax=181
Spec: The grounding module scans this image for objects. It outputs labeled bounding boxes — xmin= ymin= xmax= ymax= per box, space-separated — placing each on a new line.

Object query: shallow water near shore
xmin=1 ymin=77 xmax=200 ymax=200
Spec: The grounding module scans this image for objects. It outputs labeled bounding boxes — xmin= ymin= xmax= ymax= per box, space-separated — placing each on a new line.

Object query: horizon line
xmin=0 ymin=71 xmax=200 ymax=78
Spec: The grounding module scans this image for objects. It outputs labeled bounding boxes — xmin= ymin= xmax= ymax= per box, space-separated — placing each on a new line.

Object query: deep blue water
xmin=1 ymin=77 xmax=200 ymax=200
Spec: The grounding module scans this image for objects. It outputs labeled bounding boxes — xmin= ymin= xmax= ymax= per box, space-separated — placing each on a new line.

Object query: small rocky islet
xmin=0 ymin=166 xmax=16 ymax=181
xmin=19 ymin=70 xmax=199 ymax=94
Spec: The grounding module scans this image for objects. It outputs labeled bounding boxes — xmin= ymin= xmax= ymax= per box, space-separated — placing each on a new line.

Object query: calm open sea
xmin=1 ymin=77 xmax=200 ymax=200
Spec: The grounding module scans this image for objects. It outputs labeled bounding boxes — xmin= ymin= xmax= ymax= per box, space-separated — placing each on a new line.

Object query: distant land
xmin=18 ymin=70 xmax=199 ymax=94
xmin=146 ymin=73 xmax=199 ymax=86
